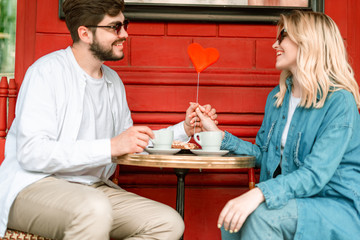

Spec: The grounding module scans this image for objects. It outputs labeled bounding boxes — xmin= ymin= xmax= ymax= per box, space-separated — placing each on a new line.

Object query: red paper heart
xmin=187 ymin=43 xmax=219 ymax=73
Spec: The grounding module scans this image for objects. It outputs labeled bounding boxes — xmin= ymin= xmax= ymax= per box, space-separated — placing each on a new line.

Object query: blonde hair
xmin=274 ymin=10 xmax=360 ymax=109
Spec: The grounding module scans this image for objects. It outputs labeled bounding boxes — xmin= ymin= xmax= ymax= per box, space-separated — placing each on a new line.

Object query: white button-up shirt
xmin=0 ymin=47 xmax=189 ymax=236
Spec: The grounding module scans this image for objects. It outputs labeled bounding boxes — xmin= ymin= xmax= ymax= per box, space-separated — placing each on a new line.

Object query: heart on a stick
xmin=188 ymin=43 xmax=219 ymax=73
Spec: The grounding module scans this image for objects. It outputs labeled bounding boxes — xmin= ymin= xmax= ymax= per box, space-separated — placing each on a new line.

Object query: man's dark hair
xmin=62 ymin=0 xmax=125 ymax=43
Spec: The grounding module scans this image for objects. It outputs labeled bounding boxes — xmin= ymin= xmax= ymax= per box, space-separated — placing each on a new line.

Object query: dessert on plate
xmin=171 ymin=140 xmax=200 ymax=150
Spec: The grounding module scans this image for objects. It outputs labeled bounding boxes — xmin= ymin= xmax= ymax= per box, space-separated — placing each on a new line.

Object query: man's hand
xmin=217 ymin=188 xmax=265 ymax=233
xmin=110 ymin=126 xmax=154 ymax=156
xmin=184 ymin=102 xmax=218 ymax=136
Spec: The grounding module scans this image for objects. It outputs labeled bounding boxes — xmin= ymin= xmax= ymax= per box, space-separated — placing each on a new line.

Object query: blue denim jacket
xmin=221 ymin=79 xmax=360 ymax=239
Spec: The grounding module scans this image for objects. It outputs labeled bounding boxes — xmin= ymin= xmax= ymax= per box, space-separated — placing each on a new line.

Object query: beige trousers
xmin=7 ymin=177 xmax=184 ymax=240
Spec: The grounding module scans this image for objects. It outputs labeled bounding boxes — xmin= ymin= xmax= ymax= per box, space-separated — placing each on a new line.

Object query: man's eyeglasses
xmin=277 ymin=28 xmax=287 ymax=44
xmin=86 ymin=19 xmax=129 ymax=35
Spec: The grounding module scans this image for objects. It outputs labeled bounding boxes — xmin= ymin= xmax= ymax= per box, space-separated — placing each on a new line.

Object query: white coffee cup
xmin=194 ymin=131 xmax=222 ymax=151
xmin=150 ymin=129 xmax=174 ymax=149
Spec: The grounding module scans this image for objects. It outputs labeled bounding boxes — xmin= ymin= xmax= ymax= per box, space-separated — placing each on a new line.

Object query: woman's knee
xmin=241 ymin=201 xmax=297 ymax=240
xmin=221 ymin=226 xmax=240 ymax=240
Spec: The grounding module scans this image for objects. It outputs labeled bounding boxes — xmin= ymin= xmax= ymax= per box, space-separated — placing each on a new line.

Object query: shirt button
xmin=282 ymin=115 xmax=285 ymax=119
xmin=276 ymin=146 xmax=279 ymax=150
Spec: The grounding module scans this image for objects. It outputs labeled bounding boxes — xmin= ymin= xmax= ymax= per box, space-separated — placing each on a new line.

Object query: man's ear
xmin=78 ymin=26 xmax=92 ymax=44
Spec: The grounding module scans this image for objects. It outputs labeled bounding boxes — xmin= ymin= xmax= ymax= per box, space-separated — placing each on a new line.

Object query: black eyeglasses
xmin=86 ymin=19 xmax=129 ymax=35
xmin=277 ymin=28 xmax=287 ymax=44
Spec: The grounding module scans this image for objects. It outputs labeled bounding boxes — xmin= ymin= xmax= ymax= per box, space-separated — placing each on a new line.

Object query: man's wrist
xmin=183 ymin=121 xmax=192 ymax=137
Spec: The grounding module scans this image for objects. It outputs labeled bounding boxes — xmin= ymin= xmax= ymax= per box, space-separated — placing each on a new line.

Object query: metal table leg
xmin=174 ymin=168 xmax=189 ymax=218
xmin=174 ymin=168 xmax=189 ymax=240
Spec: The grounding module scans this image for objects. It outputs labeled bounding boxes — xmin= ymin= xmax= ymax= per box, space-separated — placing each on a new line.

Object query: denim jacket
xmin=221 ymin=79 xmax=360 ymax=239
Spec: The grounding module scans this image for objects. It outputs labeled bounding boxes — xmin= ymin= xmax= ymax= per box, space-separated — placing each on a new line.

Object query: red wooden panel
xmin=126 ymin=22 xmax=165 ymax=36
xmin=219 ymin=24 xmax=277 ymax=38
xmin=346 ymin=0 xmax=360 ymax=82
xmin=117 ymin=160 xmax=260 ymax=187
xmin=217 ymin=113 xmax=263 ymax=125
xmin=34 ymin=34 xmax=73 ymax=60
xmin=117 ymin=68 xmax=280 ymax=86
xmin=36 ymin=0 xmax=68 ymax=34
xmin=120 ymin=166 xmax=254 ymax=174
xmin=256 ymin=39 xmax=277 ymax=69
xmin=131 ymin=113 xmax=263 ymax=125
xmin=15 ymin=0 xmax=37 ymax=86
xmin=167 ymin=23 xmax=217 ymax=36
xmin=130 ymin=37 xmax=192 ymax=67
xmin=325 ymin=0 xmax=348 ymax=39
xmin=223 ymin=126 xmax=260 ymax=137
xmin=125 ymin=85 xmax=271 ymax=113
xmin=119 ymin=172 xmax=251 ymax=187
xmin=194 ymin=38 xmax=255 ymax=69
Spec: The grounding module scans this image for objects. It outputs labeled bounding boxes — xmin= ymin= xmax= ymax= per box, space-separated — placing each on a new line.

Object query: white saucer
xmin=190 ymin=149 xmax=229 ymax=156
xmin=145 ymin=147 xmax=181 ymax=155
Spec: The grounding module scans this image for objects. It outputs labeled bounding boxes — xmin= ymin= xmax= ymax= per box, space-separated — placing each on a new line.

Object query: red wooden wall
xmin=14 ymin=0 xmax=360 ymax=239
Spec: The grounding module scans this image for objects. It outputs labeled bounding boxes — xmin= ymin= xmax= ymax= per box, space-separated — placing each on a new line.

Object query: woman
xmin=196 ymin=10 xmax=360 ymax=239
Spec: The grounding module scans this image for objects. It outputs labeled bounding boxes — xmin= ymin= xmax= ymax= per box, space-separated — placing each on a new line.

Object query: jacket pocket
xmin=261 ymin=120 xmax=277 ymax=152
xmin=293 ymin=132 xmax=303 ymax=167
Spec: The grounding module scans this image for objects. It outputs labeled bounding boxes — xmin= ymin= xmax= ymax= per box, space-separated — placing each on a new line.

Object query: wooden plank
xmin=125 ymin=85 xmax=271 ymax=113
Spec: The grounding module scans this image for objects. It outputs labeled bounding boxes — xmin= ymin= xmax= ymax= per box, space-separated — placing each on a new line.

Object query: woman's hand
xmin=184 ymin=102 xmax=218 ymax=136
xmin=195 ymin=106 xmax=221 ymax=132
xmin=217 ymin=188 xmax=265 ymax=233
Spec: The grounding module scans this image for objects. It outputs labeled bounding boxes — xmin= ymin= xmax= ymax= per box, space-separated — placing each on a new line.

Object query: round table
xmin=113 ymin=153 xmax=256 ymax=240
xmin=114 ymin=152 xmax=255 ymax=169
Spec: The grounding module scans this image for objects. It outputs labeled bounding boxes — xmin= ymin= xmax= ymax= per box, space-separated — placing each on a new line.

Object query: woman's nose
xmin=272 ymin=41 xmax=279 ymax=49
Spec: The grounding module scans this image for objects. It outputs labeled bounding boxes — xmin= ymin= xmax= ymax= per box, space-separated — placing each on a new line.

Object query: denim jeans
xmin=221 ymin=199 xmax=297 ymax=240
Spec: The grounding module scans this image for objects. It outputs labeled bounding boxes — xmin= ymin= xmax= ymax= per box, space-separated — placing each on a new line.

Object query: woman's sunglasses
xmin=86 ymin=19 xmax=129 ymax=35
xmin=277 ymin=28 xmax=287 ymax=44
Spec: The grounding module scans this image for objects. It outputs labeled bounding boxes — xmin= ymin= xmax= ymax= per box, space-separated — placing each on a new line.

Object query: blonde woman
xmin=197 ymin=10 xmax=360 ymax=239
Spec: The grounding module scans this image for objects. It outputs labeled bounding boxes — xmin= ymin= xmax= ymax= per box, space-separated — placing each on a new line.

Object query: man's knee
xmin=73 ymin=190 xmax=112 ymax=223
xmin=153 ymin=205 xmax=184 ymax=239
xmin=68 ymin=190 xmax=113 ymax=238
xmin=166 ymin=208 xmax=185 ymax=237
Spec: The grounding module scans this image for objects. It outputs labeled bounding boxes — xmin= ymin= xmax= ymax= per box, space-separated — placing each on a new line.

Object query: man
xmin=0 ymin=0 xmax=216 ymax=239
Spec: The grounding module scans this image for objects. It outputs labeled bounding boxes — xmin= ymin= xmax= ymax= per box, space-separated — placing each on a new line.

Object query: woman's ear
xmin=77 ymin=26 xmax=92 ymax=44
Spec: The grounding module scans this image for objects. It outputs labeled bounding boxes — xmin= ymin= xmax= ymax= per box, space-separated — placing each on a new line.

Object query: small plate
xmin=190 ymin=149 xmax=229 ymax=156
xmin=145 ymin=147 xmax=181 ymax=155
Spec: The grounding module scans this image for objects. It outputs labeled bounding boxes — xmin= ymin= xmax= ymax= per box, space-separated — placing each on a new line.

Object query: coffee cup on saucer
xmin=150 ymin=129 xmax=174 ymax=149
xmin=194 ymin=131 xmax=222 ymax=151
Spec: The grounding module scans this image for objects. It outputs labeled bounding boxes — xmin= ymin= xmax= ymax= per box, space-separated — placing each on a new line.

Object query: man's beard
xmin=89 ymin=38 xmax=124 ymax=61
